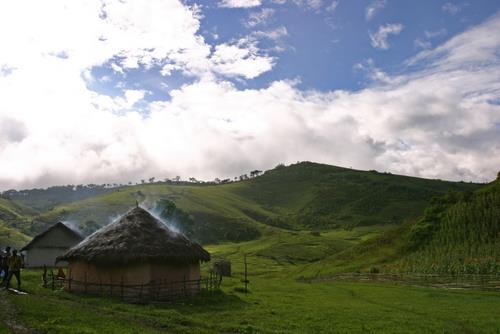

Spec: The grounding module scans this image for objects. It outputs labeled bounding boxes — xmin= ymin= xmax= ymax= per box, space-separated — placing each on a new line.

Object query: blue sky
xmin=90 ymin=0 xmax=500 ymax=97
xmin=0 ymin=0 xmax=499 ymax=189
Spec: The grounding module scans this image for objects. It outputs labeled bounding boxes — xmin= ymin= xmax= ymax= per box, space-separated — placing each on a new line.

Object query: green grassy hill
xmin=0 ymin=198 xmax=35 ymax=248
xmin=297 ymin=177 xmax=500 ymax=278
xmin=28 ymin=162 xmax=480 ymax=243
xmin=395 ymin=176 xmax=500 ymax=274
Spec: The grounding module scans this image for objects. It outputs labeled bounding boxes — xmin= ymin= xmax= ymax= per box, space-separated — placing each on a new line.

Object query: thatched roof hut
xmin=58 ymin=207 xmax=210 ymax=300
xmin=21 ymin=222 xmax=83 ymax=268
xmin=59 ymin=206 xmax=209 ymax=265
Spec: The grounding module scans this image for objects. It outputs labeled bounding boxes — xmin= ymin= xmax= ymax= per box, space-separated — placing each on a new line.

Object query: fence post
xmin=68 ymin=269 xmax=72 ymax=292
xmin=120 ymin=276 xmax=124 ymax=300
xmin=84 ymin=271 xmax=88 ymax=294
xmin=50 ymin=270 xmax=55 ymax=290
xmin=42 ymin=266 xmax=47 ymax=288
xmin=244 ymin=254 xmax=249 ymax=294
xmin=183 ymin=275 xmax=187 ymax=297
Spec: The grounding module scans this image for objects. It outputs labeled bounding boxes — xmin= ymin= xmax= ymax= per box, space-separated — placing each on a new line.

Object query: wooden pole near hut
xmin=68 ymin=269 xmax=72 ymax=292
xmin=244 ymin=254 xmax=249 ymax=294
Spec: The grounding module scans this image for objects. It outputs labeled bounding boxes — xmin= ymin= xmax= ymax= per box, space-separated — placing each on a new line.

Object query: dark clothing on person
xmin=5 ymin=270 xmax=21 ymax=290
xmin=5 ymin=253 xmax=22 ymax=289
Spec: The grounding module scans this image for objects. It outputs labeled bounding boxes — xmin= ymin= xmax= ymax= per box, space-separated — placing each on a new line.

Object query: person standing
xmin=0 ymin=246 xmax=11 ymax=286
xmin=5 ymin=249 xmax=22 ymax=290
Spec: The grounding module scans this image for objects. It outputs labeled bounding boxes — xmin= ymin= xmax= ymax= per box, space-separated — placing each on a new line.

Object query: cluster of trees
xmin=150 ymin=199 xmax=260 ymax=243
xmin=142 ymin=169 xmax=264 ymax=186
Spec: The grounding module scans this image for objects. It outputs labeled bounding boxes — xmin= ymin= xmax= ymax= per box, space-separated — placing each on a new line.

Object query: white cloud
xmin=425 ymin=28 xmax=447 ymax=39
xmin=326 ymin=1 xmax=339 ymax=12
xmin=369 ymin=23 xmax=404 ymax=50
xmin=252 ymin=26 xmax=289 ymax=41
xmin=353 ymin=58 xmax=394 ymax=84
xmin=442 ymin=2 xmax=462 ymax=15
xmin=245 ymin=8 xmax=275 ymax=28
xmin=0 ymin=1 xmax=499 ymax=190
xmin=293 ymin=0 xmax=323 ymax=11
xmin=414 ymin=38 xmax=432 ymax=50
xmin=366 ymin=0 xmax=387 ymax=21
xmin=210 ymin=38 xmax=275 ymax=79
xmin=219 ymin=0 xmax=262 ymax=8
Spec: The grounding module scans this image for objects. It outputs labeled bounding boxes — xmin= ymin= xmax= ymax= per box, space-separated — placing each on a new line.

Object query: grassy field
xmin=2 ymin=266 xmax=499 ymax=333
xmin=2 ymin=226 xmax=499 ymax=333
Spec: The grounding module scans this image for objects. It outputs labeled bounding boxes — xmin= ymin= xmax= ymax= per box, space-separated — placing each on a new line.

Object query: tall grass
xmin=396 ymin=182 xmax=500 ymax=274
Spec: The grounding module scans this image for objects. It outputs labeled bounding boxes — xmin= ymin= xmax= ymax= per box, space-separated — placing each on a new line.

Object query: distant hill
xmin=24 ymin=162 xmax=480 ymax=244
xmin=2 ymin=184 xmax=116 ymax=211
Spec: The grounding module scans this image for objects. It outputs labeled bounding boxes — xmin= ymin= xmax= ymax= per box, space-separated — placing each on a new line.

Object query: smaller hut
xmin=58 ymin=207 xmax=210 ymax=300
xmin=21 ymin=222 xmax=83 ymax=268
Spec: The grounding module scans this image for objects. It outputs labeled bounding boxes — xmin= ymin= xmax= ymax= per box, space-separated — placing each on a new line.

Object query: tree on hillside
xmin=149 ymin=177 xmax=155 ymax=183
xmin=250 ymin=170 xmax=262 ymax=177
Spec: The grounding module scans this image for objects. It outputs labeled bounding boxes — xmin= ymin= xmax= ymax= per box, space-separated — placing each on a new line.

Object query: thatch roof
xmin=21 ymin=222 xmax=83 ymax=251
xmin=58 ymin=207 xmax=210 ymax=265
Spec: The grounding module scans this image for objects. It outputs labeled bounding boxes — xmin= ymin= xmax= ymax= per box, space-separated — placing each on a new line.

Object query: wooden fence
xmin=42 ymin=269 xmax=222 ymax=302
xmin=302 ymin=273 xmax=500 ymax=291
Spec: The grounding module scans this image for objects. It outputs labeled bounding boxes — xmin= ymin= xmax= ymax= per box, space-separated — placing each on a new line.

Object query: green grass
xmin=2 ymin=222 xmax=499 ymax=333
xmin=3 ymin=253 xmax=500 ymax=333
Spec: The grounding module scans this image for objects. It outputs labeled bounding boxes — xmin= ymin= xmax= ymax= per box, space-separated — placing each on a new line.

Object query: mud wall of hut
xmin=66 ymin=261 xmax=202 ymax=299
xmin=24 ymin=248 xmax=69 ymax=268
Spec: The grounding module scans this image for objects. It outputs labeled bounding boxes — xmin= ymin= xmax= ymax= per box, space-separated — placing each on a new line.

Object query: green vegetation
xmin=2 ymin=231 xmax=499 ymax=333
xmin=395 ymin=178 xmax=500 ymax=274
xmin=27 ymin=162 xmax=480 ymax=244
xmin=298 ymin=178 xmax=500 ymax=278
xmin=1 ymin=162 xmax=497 ymax=332
xmin=0 ymin=198 xmax=34 ymax=248
xmin=2 ymin=184 xmax=114 ymax=211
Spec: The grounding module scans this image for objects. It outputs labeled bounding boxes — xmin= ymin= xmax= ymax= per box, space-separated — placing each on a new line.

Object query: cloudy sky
xmin=0 ymin=0 xmax=499 ymax=190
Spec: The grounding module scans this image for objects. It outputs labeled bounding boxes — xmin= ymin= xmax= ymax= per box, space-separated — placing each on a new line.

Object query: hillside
xmin=298 ymin=176 xmax=500 ymax=278
xmin=0 ymin=198 xmax=34 ymax=248
xmin=2 ymin=184 xmax=115 ymax=211
xmin=26 ymin=162 xmax=480 ymax=244
xmin=396 ymin=175 xmax=500 ymax=274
